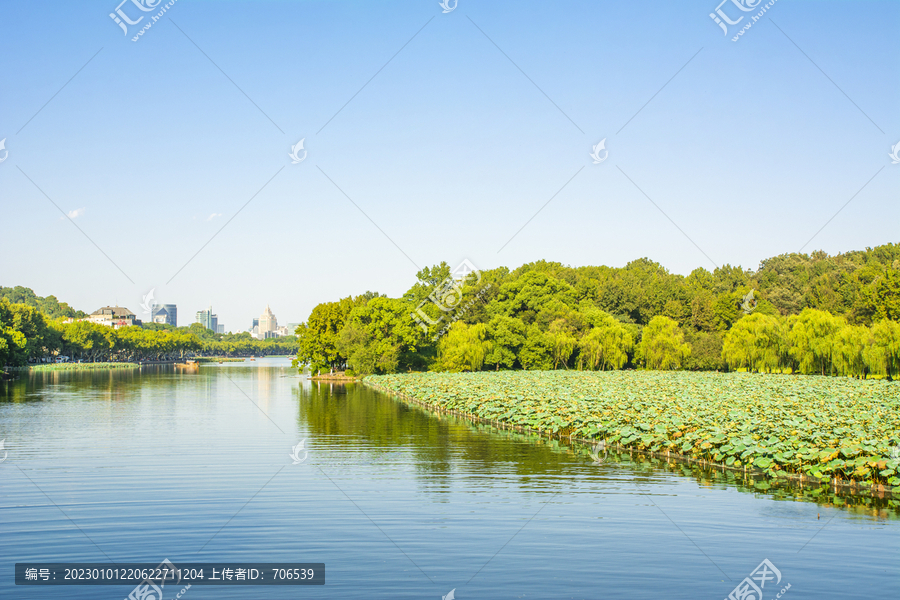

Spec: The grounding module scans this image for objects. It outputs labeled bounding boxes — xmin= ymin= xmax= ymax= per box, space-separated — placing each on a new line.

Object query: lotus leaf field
xmin=366 ymin=371 xmax=900 ymax=488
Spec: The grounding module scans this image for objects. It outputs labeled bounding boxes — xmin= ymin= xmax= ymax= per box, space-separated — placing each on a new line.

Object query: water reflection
xmin=296 ymin=381 xmax=900 ymax=517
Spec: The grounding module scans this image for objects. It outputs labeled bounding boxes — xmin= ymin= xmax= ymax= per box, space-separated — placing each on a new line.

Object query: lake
xmin=1 ymin=358 xmax=897 ymax=599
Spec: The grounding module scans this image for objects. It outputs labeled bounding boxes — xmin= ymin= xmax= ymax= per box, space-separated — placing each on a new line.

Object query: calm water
xmin=1 ymin=358 xmax=897 ymax=599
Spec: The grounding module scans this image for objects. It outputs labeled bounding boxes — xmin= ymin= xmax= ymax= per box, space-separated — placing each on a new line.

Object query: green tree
xmin=518 ymin=324 xmax=553 ymax=370
xmin=637 ymin=316 xmax=690 ymax=370
xmin=437 ymin=322 xmax=492 ymax=372
xmin=0 ymin=299 xmax=28 ymax=367
xmin=576 ymin=311 xmax=633 ymax=371
xmin=0 ymin=300 xmax=51 ymax=365
xmin=294 ymin=295 xmax=368 ymax=372
xmin=0 ymin=286 xmax=86 ymax=319
xmin=863 ymin=319 xmax=900 ymax=378
xmin=337 ymin=297 xmax=429 ymax=374
xmin=547 ymin=319 xmax=577 ymax=369
xmin=788 ymin=308 xmax=842 ymax=375
xmin=721 ymin=313 xmax=784 ymax=373
xmin=484 ymin=315 xmax=526 ymax=369
xmin=683 ymin=330 xmax=725 ymax=371
xmin=832 ymin=324 xmax=871 ymax=378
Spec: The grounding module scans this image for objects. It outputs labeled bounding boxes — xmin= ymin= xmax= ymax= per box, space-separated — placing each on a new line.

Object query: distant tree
xmin=690 ymin=292 xmax=716 ymax=332
xmin=547 ymin=318 xmax=577 ymax=369
xmin=855 ymin=270 xmax=900 ymax=324
xmin=0 ymin=299 xmax=28 ymax=367
xmin=485 ymin=315 xmax=526 ymax=370
xmin=832 ymin=324 xmax=871 ymax=378
xmin=337 ymin=297 xmax=428 ymax=374
xmin=437 ymin=322 xmax=492 ymax=372
xmin=637 ymin=316 xmax=691 ymax=370
xmin=721 ymin=313 xmax=784 ymax=373
xmin=863 ymin=319 xmax=900 ymax=378
xmin=295 ymin=295 xmax=367 ymax=372
xmin=576 ymin=311 xmax=633 ymax=371
xmin=0 ymin=286 xmax=86 ymax=320
xmin=788 ymin=308 xmax=842 ymax=375
xmin=518 ymin=324 xmax=553 ymax=370
xmin=683 ymin=331 xmax=725 ymax=371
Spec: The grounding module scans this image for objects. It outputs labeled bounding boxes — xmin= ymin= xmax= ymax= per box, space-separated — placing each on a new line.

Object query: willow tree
xmin=788 ymin=308 xmax=842 ymax=375
xmin=437 ymin=322 xmax=492 ymax=372
xmin=832 ymin=324 xmax=871 ymax=378
xmin=863 ymin=319 xmax=900 ymax=378
xmin=577 ymin=312 xmax=633 ymax=371
xmin=548 ymin=318 xmax=577 ymax=369
xmin=637 ymin=316 xmax=690 ymax=370
xmin=721 ymin=313 xmax=784 ymax=373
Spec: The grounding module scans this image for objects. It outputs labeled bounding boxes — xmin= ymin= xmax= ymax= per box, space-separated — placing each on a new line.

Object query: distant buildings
xmin=217 ymin=324 xmax=225 ymax=334
xmin=87 ymin=306 xmax=139 ymax=329
xmin=196 ymin=306 xmax=218 ymax=332
xmin=151 ymin=304 xmax=177 ymax=327
xmin=251 ymin=305 xmax=292 ymax=339
xmin=259 ymin=305 xmax=277 ymax=337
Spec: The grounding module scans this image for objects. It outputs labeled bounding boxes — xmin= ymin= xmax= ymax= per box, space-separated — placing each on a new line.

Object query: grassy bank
xmin=366 ymin=371 xmax=900 ymax=490
xmin=10 ymin=362 xmax=141 ymax=372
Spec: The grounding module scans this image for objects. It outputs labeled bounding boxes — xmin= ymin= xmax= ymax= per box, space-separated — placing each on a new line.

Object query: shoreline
xmin=8 ymin=362 xmax=141 ymax=372
xmin=363 ymin=378 xmax=896 ymax=499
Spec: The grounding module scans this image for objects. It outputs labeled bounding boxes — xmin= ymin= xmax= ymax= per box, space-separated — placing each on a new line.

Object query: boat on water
xmin=249 ymin=356 xmax=256 ymax=361
xmin=174 ymin=359 xmax=199 ymax=372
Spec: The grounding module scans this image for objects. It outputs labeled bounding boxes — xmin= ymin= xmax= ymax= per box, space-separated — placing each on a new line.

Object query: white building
xmin=87 ymin=306 xmax=138 ymax=329
xmin=258 ymin=305 xmax=277 ymax=338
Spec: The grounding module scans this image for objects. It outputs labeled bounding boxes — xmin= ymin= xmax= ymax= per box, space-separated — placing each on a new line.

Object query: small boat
xmin=249 ymin=355 xmax=256 ymax=361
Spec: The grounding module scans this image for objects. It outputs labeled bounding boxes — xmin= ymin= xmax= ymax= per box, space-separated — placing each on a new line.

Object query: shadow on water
xmin=296 ymin=381 xmax=900 ymax=519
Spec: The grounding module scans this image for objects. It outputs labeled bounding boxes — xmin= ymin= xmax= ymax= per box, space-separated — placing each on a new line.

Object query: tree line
xmin=0 ymin=299 xmax=298 ymax=368
xmin=292 ymin=244 xmax=900 ymax=377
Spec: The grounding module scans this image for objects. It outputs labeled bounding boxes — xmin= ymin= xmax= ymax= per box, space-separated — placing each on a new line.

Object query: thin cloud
xmin=62 ymin=207 xmax=85 ymax=220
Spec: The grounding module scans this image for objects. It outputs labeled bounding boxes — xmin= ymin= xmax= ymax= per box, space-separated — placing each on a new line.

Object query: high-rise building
xmin=217 ymin=324 xmax=225 ymax=334
xmin=196 ymin=306 xmax=218 ymax=332
xmin=259 ymin=305 xmax=277 ymax=338
xmin=151 ymin=304 xmax=177 ymax=327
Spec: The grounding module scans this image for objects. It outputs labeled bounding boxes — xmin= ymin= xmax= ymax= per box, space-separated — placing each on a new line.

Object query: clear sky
xmin=1 ymin=0 xmax=897 ymax=330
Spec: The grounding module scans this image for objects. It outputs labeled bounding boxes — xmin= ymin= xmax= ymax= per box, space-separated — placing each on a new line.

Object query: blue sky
xmin=1 ymin=0 xmax=897 ymax=330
